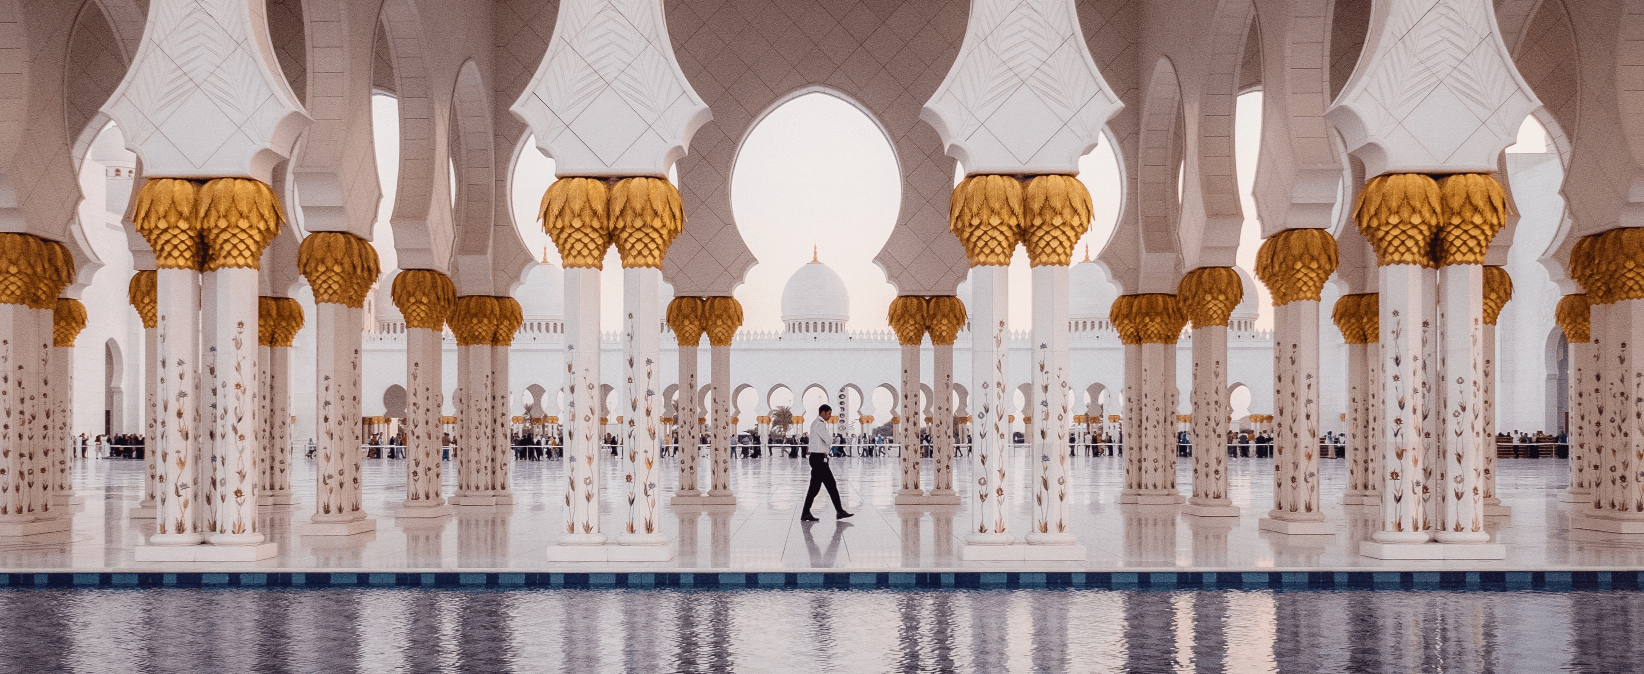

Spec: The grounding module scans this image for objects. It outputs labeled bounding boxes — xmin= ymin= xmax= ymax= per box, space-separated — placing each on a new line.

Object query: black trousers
xmin=803 ymin=453 xmax=844 ymax=516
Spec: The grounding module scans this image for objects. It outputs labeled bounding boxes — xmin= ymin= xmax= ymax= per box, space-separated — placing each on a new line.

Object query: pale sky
xmin=370 ymin=91 xmax=1550 ymax=334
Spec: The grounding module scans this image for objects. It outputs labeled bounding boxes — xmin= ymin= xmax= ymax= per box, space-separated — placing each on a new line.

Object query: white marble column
xmin=1343 ymin=339 xmax=1374 ymax=503
xmin=491 ymin=302 xmax=518 ymax=505
xmin=308 ymin=300 xmax=374 ymax=535
xmin=47 ymin=328 xmax=77 ymax=507
xmin=896 ymin=340 xmax=923 ymax=501
xmin=149 ymin=268 xmax=202 ymax=545
xmin=452 ymin=338 xmax=494 ymax=507
xmin=1562 ymin=296 xmax=1594 ymax=504
xmin=1262 ymin=298 xmax=1328 ymax=534
xmin=0 ymin=301 xmax=52 ymax=535
xmin=560 ymin=267 xmax=605 ymax=544
xmin=262 ymin=299 xmax=298 ymax=507
xmin=1481 ymin=322 xmax=1503 ymax=514
xmin=931 ymin=341 xmax=957 ymax=500
xmin=402 ymin=325 xmax=446 ymax=512
xmin=1185 ymin=323 xmax=1234 ymax=516
xmin=1435 ymin=264 xmax=1489 ymax=542
xmin=965 ymin=267 xmax=1011 ymax=546
xmin=708 ymin=341 xmax=733 ymax=500
xmin=620 ymin=267 xmax=666 ymax=544
xmin=1027 ymin=265 xmax=1074 ymax=545
xmin=674 ymin=341 xmax=700 ymax=497
xmin=140 ymin=324 xmax=159 ymax=514
xmin=207 ymin=267 xmax=264 ymax=546
xmin=1372 ymin=265 xmax=1431 ymax=544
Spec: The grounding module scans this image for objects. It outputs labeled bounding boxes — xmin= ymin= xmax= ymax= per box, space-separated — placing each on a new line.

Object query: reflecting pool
xmin=1 ymin=588 xmax=1636 ymax=673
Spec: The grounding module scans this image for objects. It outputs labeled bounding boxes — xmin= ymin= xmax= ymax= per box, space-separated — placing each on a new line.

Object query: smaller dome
xmin=374 ymin=270 xmax=402 ymax=321
xmin=1230 ymin=267 xmax=1259 ymax=323
xmin=516 ymin=262 xmax=564 ymax=318
xmin=1069 ymin=259 xmax=1120 ymax=319
xmin=780 ymin=253 xmax=850 ymax=325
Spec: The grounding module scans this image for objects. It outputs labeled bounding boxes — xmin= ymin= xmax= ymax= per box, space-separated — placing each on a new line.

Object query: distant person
xmin=801 ymin=405 xmax=853 ymax=522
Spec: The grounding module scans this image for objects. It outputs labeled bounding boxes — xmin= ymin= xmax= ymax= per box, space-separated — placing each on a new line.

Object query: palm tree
xmin=770 ymin=406 xmax=794 ymax=438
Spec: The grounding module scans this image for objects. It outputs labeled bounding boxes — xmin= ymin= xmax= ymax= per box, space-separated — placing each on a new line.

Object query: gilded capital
xmin=1600 ymin=228 xmax=1644 ymax=302
xmin=949 ymin=175 xmax=1022 ymax=267
xmin=1569 ymin=234 xmax=1608 ymax=304
xmin=1354 ymin=173 xmax=1441 ymax=267
xmin=1332 ymin=294 xmax=1369 ymax=345
xmin=52 ymin=298 xmax=86 ymax=348
xmin=0 ymin=234 xmax=43 ymax=306
xmin=1556 ymin=294 xmax=1590 ymax=343
xmin=704 ymin=296 xmax=743 ymax=347
xmin=128 ymin=270 xmax=158 ymax=329
xmin=450 ymin=296 xmax=501 ymax=347
xmin=391 ymin=269 xmax=458 ymax=331
xmin=269 ymin=297 xmax=304 ymax=347
xmin=493 ymin=297 xmax=523 ymax=347
xmin=610 ymin=177 xmax=683 ymax=269
xmin=1435 ymin=173 xmax=1507 ymax=266
xmin=666 ymin=296 xmax=706 ymax=347
xmin=540 ymin=177 xmax=611 ymax=269
xmin=1111 ymin=294 xmax=1185 ymax=345
xmin=133 ymin=178 xmax=203 ymax=270
xmin=258 ymin=297 xmax=277 ymax=347
xmin=925 ymin=296 xmax=967 ymax=346
xmin=31 ymin=239 xmax=75 ymax=310
xmin=1482 ymin=266 xmax=1513 ymax=325
xmin=888 ymin=295 xmax=929 ymax=346
xmin=1176 ymin=267 xmax=1243 ymax=328
xmin=199 ymin=178 xmax=284 ymax=271
xmin=1021 ymin=175 xmax=1091 ymax=267
xmin=1254 ymin=228 xmax=1338 ymax=305
xmin=1359 ymin=293 xmax=1379 ymax=344
xmin=297 ymin=231 xmax=380 ymax=307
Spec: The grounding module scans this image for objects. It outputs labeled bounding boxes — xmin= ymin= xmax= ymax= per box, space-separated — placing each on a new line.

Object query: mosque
xmin=0 ymin=0 xmax=1636 ymax=585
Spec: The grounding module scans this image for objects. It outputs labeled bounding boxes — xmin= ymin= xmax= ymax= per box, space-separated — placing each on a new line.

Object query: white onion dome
xmin=1069 ymin=258 xmax=1120 ymax=320
xmin=1231 ymin=267 xmax=1259 ymax=325
xmin=374 ymin=269 xmax=402 ymax=321
xmin=516 ymin=261 xmax=564 ymax=319
xmin=781 ymin=250 xmax=850 ymax=334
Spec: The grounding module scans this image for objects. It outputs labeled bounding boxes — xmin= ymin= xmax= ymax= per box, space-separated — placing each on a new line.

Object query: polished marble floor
xmin=4 ymin=452 xmax=1642 ymax=572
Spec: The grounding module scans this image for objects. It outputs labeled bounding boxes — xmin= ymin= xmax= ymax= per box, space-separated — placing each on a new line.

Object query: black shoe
xmin=837 ymin=512 xmax=854 ymax=519
xmin=801 ymin=514 xmax=820 ymax=522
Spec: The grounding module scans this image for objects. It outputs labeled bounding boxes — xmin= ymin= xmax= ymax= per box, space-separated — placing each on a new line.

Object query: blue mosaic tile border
xmin=1 ymin=570 xmax=1641 ymax=592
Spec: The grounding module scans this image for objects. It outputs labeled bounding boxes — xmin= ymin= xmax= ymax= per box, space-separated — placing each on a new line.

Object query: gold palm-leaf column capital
xmin=1331 ymin=293 xmax=1367 ymax=344
xmin=1482 ymin=266 xmax=1514 ymax=325
xmin=1177 ymin=266 xmax=1244 ymax=328
xmin=128 ymin=270 xmax=158 ymax=329
xmin=540 ymin=177 xmax=612 ymax=269
xmin=258 ymin=297 xmax=278 ymax=347
xmin=1022 ymin=174 xmax=1091 ymax=267
xmin=492 ymin=296 xmax=523 ymax=347
xmin=950 ymin=175 xmax=1023 ymax=267
xmin=1255 ymin=228 xmax=1338 ymax=305
xmin=198 ymin=178 xmax=283 ymax=271
xmin=1555 ymin=294 xmax=1591 ymax=343
xmin=1568 ymin=234 xmax=1608 ymax=304
xmin=1129 ymin=293 xmax=1187 ymax=345
xmin=1435 ymin=173 xmax=1508 ymax=266
xmin=666 ymin=296 xmax=706 ymax=347
xmin=1354 ymin=173 xmax=1442 ymax=268
xmin=132 ymin=178 xmax=203 ymax=270
xmin=391 ymin=269 xmax=458 ymax=331
xmin=31 ymin=239 xmax=75 ymax=310
xmin=925 ymin=296 xmax=968 ymax=346
xmin=1359 ymin=293 xmax=1380 ymax=344
xmin=0 ymin=234 xmax=44 ymax=306
xmin=1109 ymin=295 xmax=1141 ymax=345
xmin=887 ymin=295 xmax=929 ymax=346
xmin=297 ymin=231 xmax=380 ymax=308
xmin=51 ymin=298 xmax=86 ymax=347
xmin=703 ymin=296 xmax=743 ymax=347
xmin=1602 ymin=228 xmax=1644 ymax=302
xmin=270 ymin=297 xmax=305 ymax=347
xmin=609 ymin=176 xmax=683 ymax=269
xmin=449 ymin=295 xmax=501 ymax=347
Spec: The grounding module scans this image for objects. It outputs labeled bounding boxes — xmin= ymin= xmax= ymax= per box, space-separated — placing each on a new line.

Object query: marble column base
xmin=1259 ymin=517 xmax=1334 ymax=535
xmin=1183 ymin=503 xmax=1239 ymax=517
xmin=671 ymin=494 xmax=736 ymax=506
xmin=449 ymin=495 xmax=496 ymax=507
xmin=1572 ymin=514 xmax=1644 ymax=534
xmin=1359 ymin=540 xmax=1505 ymax=560
xmin=960 ymin=543 xmax=1087 ymax=561
xmin=0 ymin=517 xmax=71 ymax=537
xmin=135 ymin=542 xmax=278 ymax=562
xmin=492 ymin=494 xmax=515 ymax=506
xmin=1559 ymin=490 xmax=1591 ymax=504
xmin=894 ymin=492 xmax=960 ymax=505
xmin=50 ymin=493 xmax=83 ymax=507
xmin=258 ymin=491 xmax=298 ymax=507
xmin=1120 ymin=491 xmax=1185 ymax=505
xmin=304 ymin=517 xmax=377 ymax=536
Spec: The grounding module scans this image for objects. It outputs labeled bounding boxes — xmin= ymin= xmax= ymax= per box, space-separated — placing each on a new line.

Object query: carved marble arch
xmin=661 ymin=383 xmax=680 ymax=417
xmin=1251 ymin=0 xmax=1342 ymax=237
xmin=1084 ymin=383 xmax=1108 ymax=415
xmin=61 ymin=0 xmax=134 ymax=292
xmin=1182 ymin=0 xmax=1261 ymax=272
xmin=1138 ymin=57 xmax=1187 ymax=264
xmin=375 ymin=0 xmax=452 ymax=276
xmin=446 ymin=61 xmax=523 ymax=296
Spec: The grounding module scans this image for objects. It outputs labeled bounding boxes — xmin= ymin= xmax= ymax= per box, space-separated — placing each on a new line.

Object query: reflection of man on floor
xmin=802 ymin=518 xmax=850 ymax=567
xmin=802 ymin=405 xmax=853 ymax=522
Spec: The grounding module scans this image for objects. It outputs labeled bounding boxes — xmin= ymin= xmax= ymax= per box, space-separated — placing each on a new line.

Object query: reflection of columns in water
xmin=1191 ymin=592 xmax=1227 ymax=672
xmin=899 ymin=507 xmax=922 ymax=567
xmin=457 ymin=508 xmax=510 ymax=569
xmin=674 ymin=507 xmax=701 ymax=566
xmin=929 ymin=505 xmax=957 ymax=565
xmin=399 ymin=517 xmax=446 ymax=568
xmin=705 ymin=504 xmax=732 ymax=568
xmin=1124 ymin=592 xmax=1177 ymax=672
xmin=1030 ymin=589 xmax=1068 ymax=673
xmin=1121 ymin=504 xmax=1178 ymax=566
xmin=1186 ymin=513 xmax=1237 ymax=567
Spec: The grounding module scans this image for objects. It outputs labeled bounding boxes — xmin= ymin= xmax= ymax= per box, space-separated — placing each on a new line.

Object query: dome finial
xmin=811 ymin=244 xmax=819 ymax=264
xmin=1082 ymin=245 xmax=1090 ymax=263
xmin=542 ymin=246 xmax=549 ymax=264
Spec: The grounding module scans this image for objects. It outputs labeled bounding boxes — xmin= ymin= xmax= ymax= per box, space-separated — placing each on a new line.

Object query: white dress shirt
xmin=808 ymin=418 xmax=830 ymax=461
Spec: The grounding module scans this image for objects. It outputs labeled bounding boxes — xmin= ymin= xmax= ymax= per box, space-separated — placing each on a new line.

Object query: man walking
xmin=802 ymin=404 xmax=853 ymax=522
